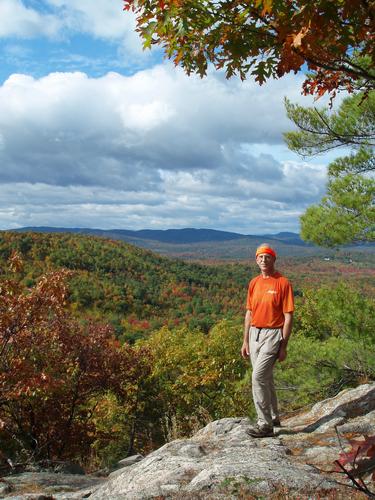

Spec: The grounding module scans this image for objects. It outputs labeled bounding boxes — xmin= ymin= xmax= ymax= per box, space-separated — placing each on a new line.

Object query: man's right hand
xmin=241 ymin=341 xmax=249 ymax=359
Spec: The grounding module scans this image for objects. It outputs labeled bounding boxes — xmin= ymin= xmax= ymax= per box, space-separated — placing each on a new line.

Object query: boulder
xmin=116 ymin=455 xmax=144 ymax=468
xmin=0 ymin=472 xmax=105 ymax=499
xmin=283 ymin=382 xmax=375 ymax=432
xmin=108 ymin=454 xmax=145 ymax=479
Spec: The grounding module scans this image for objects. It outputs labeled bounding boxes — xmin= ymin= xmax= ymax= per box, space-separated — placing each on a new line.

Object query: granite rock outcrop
xmin=2 ymin=382 xmax=375 ymax=499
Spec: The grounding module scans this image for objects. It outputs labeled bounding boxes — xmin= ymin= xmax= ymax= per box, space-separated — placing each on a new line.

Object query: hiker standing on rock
xmin=241 ymin=243 xmax=294 ymax=438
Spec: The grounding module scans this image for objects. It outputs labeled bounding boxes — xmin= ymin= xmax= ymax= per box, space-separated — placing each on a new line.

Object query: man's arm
xmin=278 ymin=311 xmax=293 ymax=362
xmin=241 ymin=309 xmax=251 ymax=359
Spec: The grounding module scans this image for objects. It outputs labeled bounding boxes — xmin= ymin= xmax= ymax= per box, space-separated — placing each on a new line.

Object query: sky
xmin=0 ymin=0 xmax=343 ymax=235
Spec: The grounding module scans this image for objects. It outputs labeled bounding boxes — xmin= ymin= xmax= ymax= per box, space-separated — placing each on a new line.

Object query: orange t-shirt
xmin=246 ymin=272 xmax=294 ymax=328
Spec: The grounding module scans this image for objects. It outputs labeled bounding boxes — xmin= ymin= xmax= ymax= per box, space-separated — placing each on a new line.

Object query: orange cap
xmin=255 ymin=244 xmax=277 ymax=259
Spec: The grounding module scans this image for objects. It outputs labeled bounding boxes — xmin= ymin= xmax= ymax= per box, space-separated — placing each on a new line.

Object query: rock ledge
xmin=2 ymin=383 xmax=375 ymax=499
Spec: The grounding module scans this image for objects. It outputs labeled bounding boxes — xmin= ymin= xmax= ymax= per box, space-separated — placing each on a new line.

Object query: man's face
xmin=256 ymin=252 xmax=276 ymax=273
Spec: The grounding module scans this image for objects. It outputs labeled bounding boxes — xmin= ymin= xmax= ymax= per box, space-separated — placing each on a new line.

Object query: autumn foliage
xmin=0 ymin=233 xmax=374 ymax=469
xmin=335 ymin=435 xmax=375 ymax=496
xmin=124 ymin=0 xmax=374 ymax=98
xmin=0 ymin=231 xmax=249 ymax=342
xmin=0 ymin=252 xmax=150 ymax=466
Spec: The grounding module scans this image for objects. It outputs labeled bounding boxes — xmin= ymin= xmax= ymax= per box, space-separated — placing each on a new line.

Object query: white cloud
xmin=0 ymin=66 xmax=331 ymax=233
xmin=50 ymin=0 xmax=153 ymax=61
xmin=0 ymin=67 xmax=309 ymax=183
xmin=0 ymin=0 xmax=61 ymax=38
xmin=0 ymin=0 xmax=150 ymax=59
xmin=46 ymin=0 xmax=131 ymax=39
xmin=0 ymin=180 xmax=320 ymax=233
xmin=0 ymin=0 xmax=132 ymax=40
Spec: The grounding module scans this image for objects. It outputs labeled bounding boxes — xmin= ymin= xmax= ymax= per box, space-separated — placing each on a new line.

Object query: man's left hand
xmin=278 ymin=345 xmax=287 ymax=362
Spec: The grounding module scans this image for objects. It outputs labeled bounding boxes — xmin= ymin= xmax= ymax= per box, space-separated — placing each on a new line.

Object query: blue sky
xmin=0 ymin=0 xmax=341 ymax=234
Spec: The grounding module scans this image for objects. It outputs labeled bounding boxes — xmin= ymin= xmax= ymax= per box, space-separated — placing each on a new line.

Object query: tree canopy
xmin=284 ymin=93 xmax=375 ymax=155
xmin=0 ymin=253 xmax=150 ymax=463
xmin=124 ymin=0 xmax=375 ymax=97
xmin=285 ymin=92 xmax=375 ymax=246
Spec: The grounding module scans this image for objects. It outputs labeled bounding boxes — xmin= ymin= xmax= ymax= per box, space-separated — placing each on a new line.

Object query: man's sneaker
xmin=247 ymin=424 xmax=274 ymax=438
xmin=272 ymin=417 xmax=281 ymax=427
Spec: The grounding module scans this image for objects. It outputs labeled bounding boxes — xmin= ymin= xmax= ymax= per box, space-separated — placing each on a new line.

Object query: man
xmin=241 ymin=243 xmax=294 ymax=438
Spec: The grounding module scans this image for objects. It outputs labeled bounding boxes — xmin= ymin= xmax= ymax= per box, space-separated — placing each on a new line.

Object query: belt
xmin=252 ymin=325 xmax=283 ymax=329
xmin=252 ymin=326 xmax=282 ymax=341
xmin=253 ymin=326 xmax=263 ymax=341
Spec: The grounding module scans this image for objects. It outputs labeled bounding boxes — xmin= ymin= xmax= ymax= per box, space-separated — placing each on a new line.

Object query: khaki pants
xmin=249 ymin=327 xmax=282 ymax=427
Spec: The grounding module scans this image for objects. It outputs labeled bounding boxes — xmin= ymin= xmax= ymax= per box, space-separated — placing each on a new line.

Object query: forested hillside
xmin=0 ymin=232 xmax=250 ymax=341
xmin=0 ymin=231 xmax=374 ymax=473
xmin=0 ymin=232 xmax=374 ymax=342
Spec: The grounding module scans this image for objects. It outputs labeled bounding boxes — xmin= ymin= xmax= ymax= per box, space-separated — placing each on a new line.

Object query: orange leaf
xmin=292 ymin=27 xmax=309 ymax=48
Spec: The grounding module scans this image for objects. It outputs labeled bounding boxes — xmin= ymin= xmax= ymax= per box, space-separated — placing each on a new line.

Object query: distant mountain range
xmin=8 ymin=226 xmax=373 ymax=259
xmin=12 ymin=226 xmax=307 ymax=244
